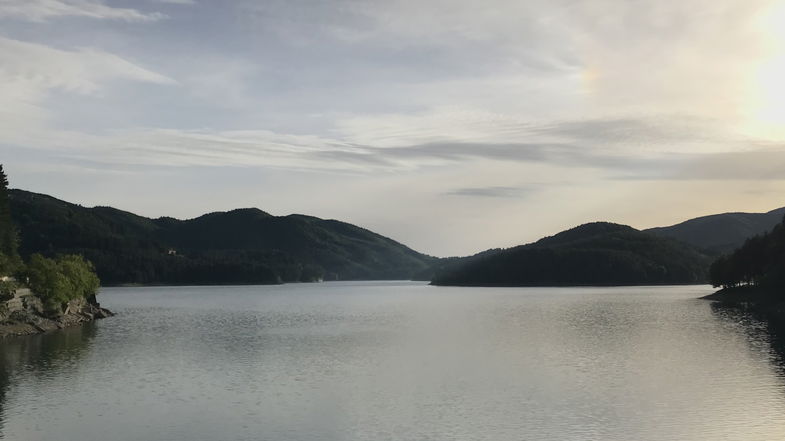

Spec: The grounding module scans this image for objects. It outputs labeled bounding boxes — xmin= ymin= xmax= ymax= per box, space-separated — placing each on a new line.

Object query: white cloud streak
xmin=0 ymin=0 xmax=165 ymax=22
xmin=153 ymin=0 xmax=194 ymax=4
xmin=0 ymin=36 xmax=175 ymax=146
xmin=0 ymin=37 xmax=174 ymax=94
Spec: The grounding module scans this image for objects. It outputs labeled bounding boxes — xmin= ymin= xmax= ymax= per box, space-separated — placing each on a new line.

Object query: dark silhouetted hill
xmin=704 ymin=214 xmax=785 ymax=314
xmin=646 ymin=207 xmax=785 ymax=254
xmin=9 ymin=189 xmax=435 ymax=285
xmin=431 ymin=222 xmax=712 ymax=286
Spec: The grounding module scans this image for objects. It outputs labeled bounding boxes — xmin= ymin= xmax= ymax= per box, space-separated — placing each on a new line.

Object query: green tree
xmin=25 ymin=254 xmax=100 ymax=312
xmin=26 ymin=254 xmax=69 ymax=309
xmin=58 ymin=254 xmax=100 ymax=299
xmin=0 ymin=164 xmax=21 ymax=274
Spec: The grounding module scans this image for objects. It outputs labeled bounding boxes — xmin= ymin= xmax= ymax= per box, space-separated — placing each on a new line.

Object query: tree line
xmin=9 ymin=189 xmax=433 ymax=285
xmin=0 ymin=165 xmax=100 ymax=313
xmin=432 ymin=223 xmax=712 ymax=286
xmin=709 ymin=215 xmax=785 ymax=291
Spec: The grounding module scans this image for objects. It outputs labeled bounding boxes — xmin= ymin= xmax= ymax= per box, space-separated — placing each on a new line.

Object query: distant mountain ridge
xmin=10 ymin=188 xmax=782 ymax=288
xmin=429 ymin=206 xmax=785 ymax=287
xmin=645 ymin=207 xmax=785 ymax=254
xmin=9 ymin=189 xmax=435 ymax=285
xmin=431 ymin=222 xmax=712 ymax=287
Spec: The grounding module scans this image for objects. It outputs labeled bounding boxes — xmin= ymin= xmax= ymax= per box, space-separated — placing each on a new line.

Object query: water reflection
xmin=4 ymin=285 xmax=785 ymax=441
xmin=0 ymin=324 xmax=97 ymax=437
xmin=709 ymin=302 xmax=785 ymax=380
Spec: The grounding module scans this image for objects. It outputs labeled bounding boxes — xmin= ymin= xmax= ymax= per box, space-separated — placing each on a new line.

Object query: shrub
xmin=0 ymin=279 xmax=18 ymax=302
xmin=25 ymin=254 xmax=100 ymax=312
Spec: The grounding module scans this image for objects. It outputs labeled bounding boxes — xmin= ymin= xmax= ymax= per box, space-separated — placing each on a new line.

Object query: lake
xmin=2 ymin=282 xmax=785 ymax=441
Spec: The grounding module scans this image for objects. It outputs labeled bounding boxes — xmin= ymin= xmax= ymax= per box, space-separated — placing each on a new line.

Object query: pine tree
xmin=0 ymin=164 xmax=20 ymax=273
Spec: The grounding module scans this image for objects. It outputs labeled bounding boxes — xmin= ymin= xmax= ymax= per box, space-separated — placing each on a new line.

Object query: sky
xmin=1 ymin=0 xmax=785 ymax=257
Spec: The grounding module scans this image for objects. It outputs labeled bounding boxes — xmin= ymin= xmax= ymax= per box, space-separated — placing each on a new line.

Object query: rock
xmin=94 ymin=308 xmax=112 ymax=319
xmin=1 ymin=289 xmax=113 ymax=338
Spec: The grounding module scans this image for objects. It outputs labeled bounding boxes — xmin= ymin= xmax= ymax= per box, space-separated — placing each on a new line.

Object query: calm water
xmin=2 ymin=282 xmax=785 ymax=441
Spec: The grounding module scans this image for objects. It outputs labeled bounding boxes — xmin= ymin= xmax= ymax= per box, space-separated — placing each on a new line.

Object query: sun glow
xmin=755 ymin=56 xmax=785 ymax=122
xmin=746 ymin=1 xmax=785 ymax=139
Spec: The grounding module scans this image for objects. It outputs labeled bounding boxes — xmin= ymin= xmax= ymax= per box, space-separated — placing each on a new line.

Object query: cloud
xmin=0 ymin=37 xmax=175 ymax=145
xmin=614 ymin=149 xmax=785 ymax=181
xmin=529 ymin=116 xmax=733 ymax=148
xmin=8 ymin=119 xmax=779 ymax=186
xmin=153 ymin=0 xmax=194 ymax=4
xmin=444 ymin=186 xmax=534 ymax=198
xmin=0 ymin=127 xmax=584 ymax=171
xmin=0 ymin=37 xmax=174 ymax=94
xmin=2 ymin=128 xmax=357 ymax=170
xmin=333 ymin=108 xmax=741 ymax=155
xmin=310 ymin=138 xmax=668 ymax=173
xmin=0 ymin=0 xmax=166 ymax=22
xmin=236 ymin=0 xmax=772 ymax=119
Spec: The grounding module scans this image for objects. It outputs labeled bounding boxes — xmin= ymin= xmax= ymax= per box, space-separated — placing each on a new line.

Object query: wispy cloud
xmin=0 ymin=0 xmax=166 ymax=22
xmin=0 ymin=37 xmax=175 ymax=94
xmin=9 ymin=120 xmax=783 ymax=185
xmin=613 ymin=149 xmax=785 ymax=181
xmin=444 ymin=186 xmax=534 ymax=198
xmin=0 ymin=36 xmax=175 ymax=146
xmin=152 ymin=0 xmax=194 ymax=5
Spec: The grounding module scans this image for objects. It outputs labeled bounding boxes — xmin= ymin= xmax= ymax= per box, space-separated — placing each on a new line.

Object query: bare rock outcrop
xmin=0 ymin=289 xmax=113 ymax=338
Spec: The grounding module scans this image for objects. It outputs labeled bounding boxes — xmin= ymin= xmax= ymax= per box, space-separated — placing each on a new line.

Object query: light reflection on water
xmin=2 ymin=282 xmax=785 ymax=441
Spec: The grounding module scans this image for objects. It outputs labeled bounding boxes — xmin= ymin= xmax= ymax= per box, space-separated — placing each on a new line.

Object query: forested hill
xmin=431 ymin=222 xmax=712 ymax=287
xmin=705 ymin=215 xmax=785 ymax=306
xmin=9 ymin=189 xmax=435 ymax=285
xmin=710 ymin=215 xmax=785 ymax=290
xmin=645 ymin=207 xmax=785 ymax=254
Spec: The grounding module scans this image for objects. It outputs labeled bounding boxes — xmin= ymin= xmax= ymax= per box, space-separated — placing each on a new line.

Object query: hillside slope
xmin=9 ymin=189 xmax=434 ymax=285
xmin=431 ymin=222 xmax=712 ymax=286
xmin=704 ymin=214 xmax=785 ymax=311
xmin=645 ymin=207 xmax=785 ymax=254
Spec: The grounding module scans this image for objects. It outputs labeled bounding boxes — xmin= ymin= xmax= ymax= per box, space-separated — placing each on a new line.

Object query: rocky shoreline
xmin=0 ymin=289 xmax=113 ymax=338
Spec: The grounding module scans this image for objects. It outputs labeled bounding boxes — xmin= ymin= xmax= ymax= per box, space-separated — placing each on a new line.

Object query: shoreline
xmin=103 ymin=278 xmax=424 ymax=288
xmin=702 ymin=286 xmax=785 ymax=320
xmin=1 ymin=292 xmax=113 ymax=339
xmin=430 ymin=281 xmax=711 ymax=288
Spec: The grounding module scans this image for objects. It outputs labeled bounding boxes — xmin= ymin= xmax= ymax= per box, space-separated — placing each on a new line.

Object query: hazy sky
xmin=2 ymin=0 xmax=785 ymax=256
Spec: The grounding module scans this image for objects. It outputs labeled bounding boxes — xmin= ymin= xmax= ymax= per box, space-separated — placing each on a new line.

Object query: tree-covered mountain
xmin=9 ymin=189 xmax=435 ymax=285
xmin=431 ymin=222 xmax=712 ymax=286
xmin=645 ymin=207 xmax=785 ymax=254
xmin=10 ymin=186 xmax=782 ymax=288
xmin=707 ymin=214 xmax=785 ymax=301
